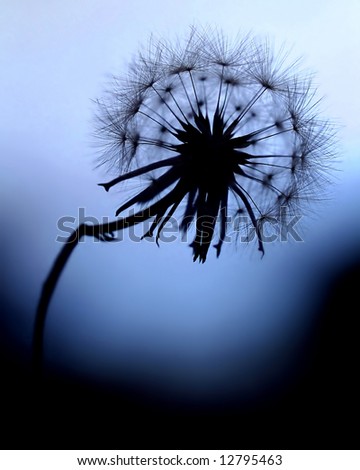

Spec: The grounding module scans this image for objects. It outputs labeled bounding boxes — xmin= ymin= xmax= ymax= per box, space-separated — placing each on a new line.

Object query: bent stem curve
xmin=33 ymin=224 xmax=86 ymax=379
xmin=32 ymin=208 xmax=164 ymax=379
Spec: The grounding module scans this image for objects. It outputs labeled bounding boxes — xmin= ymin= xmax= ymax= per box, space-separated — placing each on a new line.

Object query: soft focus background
xmin=1 ymin=0 xmax=360 ymax=448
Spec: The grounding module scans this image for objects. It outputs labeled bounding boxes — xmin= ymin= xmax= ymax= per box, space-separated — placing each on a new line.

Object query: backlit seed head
xmin=95 ymin=27 xmax=336 ymax=263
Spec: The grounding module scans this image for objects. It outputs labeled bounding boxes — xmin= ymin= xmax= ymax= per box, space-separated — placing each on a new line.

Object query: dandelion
xmin=95 ymin=28 xmax=334 ymax=262
xmin=33 ymin=27 xmax=336 ymax=376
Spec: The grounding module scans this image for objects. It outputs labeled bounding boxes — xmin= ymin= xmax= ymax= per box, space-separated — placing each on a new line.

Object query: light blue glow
xmin=1 ymin=0 xmax=360 ymax=404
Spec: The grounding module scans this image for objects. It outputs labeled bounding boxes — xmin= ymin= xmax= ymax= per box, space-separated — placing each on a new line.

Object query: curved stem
xmin=32 ymin=206 xmax=166 ymax=379
xmin=32 ymin=224 xmax=87 ymax=379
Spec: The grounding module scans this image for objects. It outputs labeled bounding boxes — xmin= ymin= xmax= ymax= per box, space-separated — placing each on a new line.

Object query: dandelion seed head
xmin=95 ymin=27 xmax=336 ymax=262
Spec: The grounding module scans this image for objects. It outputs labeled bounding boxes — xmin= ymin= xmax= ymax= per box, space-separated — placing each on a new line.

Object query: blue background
xmin=1 ymin=0 xmax=360 ymax=448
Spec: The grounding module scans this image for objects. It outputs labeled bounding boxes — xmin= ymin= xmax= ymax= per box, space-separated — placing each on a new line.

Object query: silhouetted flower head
xmin=95 ymin=28 xmax=335 ymax=262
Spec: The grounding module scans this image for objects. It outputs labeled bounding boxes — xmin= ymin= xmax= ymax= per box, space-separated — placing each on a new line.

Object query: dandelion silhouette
xmin=33 ymin=28 xmax=335 ymax=376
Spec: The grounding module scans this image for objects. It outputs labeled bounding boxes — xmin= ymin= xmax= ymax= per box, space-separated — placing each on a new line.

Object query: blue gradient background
xmin=1 ymin=0 xmax=360 ymax=448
